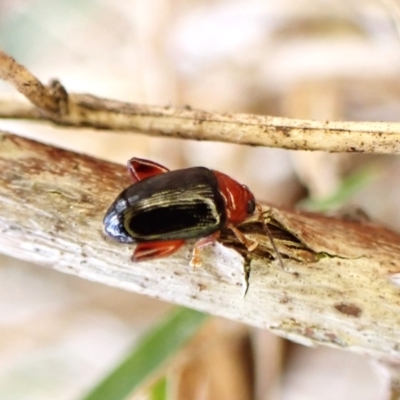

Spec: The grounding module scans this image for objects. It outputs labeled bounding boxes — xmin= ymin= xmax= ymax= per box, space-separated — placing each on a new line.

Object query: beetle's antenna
xmin=256 ymin=204 xmax=285 ymax=269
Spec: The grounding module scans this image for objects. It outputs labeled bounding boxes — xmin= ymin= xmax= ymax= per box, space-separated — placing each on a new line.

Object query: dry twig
xmin=1 ymin=50 xmax=400 ymax=153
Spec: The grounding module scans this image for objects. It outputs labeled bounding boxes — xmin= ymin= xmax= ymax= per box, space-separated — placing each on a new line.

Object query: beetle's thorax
xmin=212 ymin=170 xmax=256 ymax=224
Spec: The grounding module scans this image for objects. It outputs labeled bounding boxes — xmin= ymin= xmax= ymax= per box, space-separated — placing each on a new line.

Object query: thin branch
xmin=1 ymin=131 xmax=400 ymax=359
xmin=1 ymin=49 xmax=400 ymax=153
xmin=0 ymin=51 xmax=65 ymax=114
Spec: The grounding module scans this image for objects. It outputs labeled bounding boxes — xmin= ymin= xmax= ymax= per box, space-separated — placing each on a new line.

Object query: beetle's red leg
xmin=190 ymin=232 xmax=220 ymax=268
xmin=227 ymin=223 xmax=258 ymax=251
xmin=127 ymin=157 xmax=170 ymax=183
xmin=132 ymin=240 xmax=185 ymax=262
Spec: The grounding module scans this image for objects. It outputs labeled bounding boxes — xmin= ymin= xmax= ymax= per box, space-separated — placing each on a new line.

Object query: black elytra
xmin=103 ymin=167 xmax=227 ymax=243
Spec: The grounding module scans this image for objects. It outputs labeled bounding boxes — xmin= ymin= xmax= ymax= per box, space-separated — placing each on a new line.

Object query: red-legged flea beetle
xmin=103 ymin=157 xmax=259 ymax=266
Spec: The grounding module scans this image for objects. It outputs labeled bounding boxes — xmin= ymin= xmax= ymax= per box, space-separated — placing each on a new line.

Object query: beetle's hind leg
xmin=132 ymin=240 xmax=185 ymax=262
xmin=127 ymin=158 xmax=170 ymax=183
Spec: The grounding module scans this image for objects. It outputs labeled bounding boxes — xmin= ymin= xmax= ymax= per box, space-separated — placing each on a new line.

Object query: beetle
xmin=103 ymin=157 xmax=259 ymax=266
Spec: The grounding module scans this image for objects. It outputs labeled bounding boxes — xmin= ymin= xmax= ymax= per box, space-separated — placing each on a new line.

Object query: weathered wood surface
xmin=1 ymin=132 xmax=400 ymax=359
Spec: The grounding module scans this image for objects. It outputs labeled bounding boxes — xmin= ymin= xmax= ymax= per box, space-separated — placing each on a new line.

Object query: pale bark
xmin=1 ymin=132 xmax=400 ymax=359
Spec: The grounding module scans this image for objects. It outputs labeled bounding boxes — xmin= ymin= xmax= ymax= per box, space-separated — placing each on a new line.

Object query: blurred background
xmin=1 ymin=0 xmax=400 ymax=399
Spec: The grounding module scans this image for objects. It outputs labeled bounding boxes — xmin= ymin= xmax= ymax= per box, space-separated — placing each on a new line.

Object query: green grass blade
xmin=80 ymin=307 xmax=207 ymax=400
xmin=150 ymin=375 xmax=168 ymax=400
xmin=298 ymin=165 xmax=379 ymax=212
